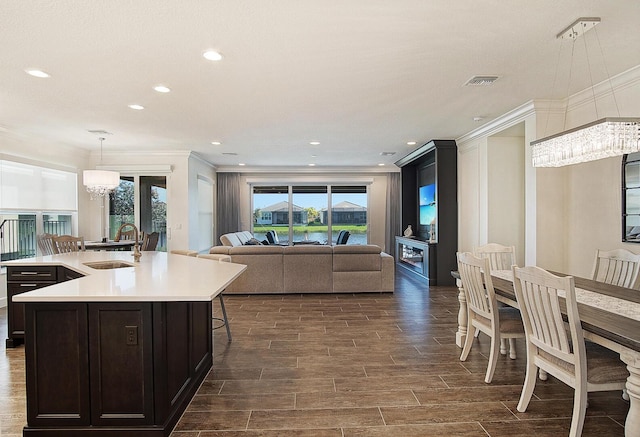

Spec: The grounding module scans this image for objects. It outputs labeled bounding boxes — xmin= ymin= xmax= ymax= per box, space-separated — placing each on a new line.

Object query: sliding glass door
xmin=109 ymin=175 xmax=167 ymax=251
xmin=252 ymin=184 xmax=368 ymax=245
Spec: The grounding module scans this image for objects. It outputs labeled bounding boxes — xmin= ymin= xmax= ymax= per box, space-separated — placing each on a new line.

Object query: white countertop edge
xmin=4 ymin=252 xmax=247 ymax=303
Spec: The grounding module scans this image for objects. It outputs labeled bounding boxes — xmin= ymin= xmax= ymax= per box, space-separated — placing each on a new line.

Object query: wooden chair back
xmin=513 ymin=266 xmax=581 ymax=373
xmin=52 ymin=235 xmax=85 ymax=253
xmin=592 ymin=248 xmax=640 ymax=289
xmin=141 ymin=232 xmax=159 ymax=251
xmin=457 ymin=252 xmax=497 ymax=321
xmin=473 ymin=243 xmax=516 ymax=271
xmin=37 ymin=233 xmax=56 ymax=256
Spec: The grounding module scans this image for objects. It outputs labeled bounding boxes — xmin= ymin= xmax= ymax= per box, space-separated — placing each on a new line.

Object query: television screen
xmin=419 ymin=184 xmax=436 ymax=226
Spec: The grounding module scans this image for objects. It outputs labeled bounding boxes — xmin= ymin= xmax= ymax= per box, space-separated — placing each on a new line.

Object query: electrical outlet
xmin=125 ymin=326 xmax=138 ymax=345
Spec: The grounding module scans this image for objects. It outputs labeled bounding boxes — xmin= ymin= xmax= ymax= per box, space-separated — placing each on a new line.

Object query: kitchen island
xmin=2 ymin=251 xmax=246 ymax=437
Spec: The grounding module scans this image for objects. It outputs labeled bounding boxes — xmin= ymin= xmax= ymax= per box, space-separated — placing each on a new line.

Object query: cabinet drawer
xmin=7 ymin=266 xmax=57 ymax=282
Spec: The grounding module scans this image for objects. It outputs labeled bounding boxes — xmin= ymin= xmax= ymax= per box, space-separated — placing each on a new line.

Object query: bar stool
xmin=197 ymin=253 xmax=233 ymax=342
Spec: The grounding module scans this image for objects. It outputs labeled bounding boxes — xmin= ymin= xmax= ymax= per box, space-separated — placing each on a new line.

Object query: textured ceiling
xmin=1 ymin=1 xmax=639 ymax=168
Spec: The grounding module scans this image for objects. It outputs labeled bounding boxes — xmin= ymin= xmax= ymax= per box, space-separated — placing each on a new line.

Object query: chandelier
xmin=83 ymin=136 xmax=120 ymax=198
xmin=531 ymin=18 xmax=640 ymax=167
xmin=531 ymin=117 xmax=640 ymax=167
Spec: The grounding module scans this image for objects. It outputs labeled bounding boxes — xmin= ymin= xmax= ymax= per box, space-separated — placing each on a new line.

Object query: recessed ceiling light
xmin=154 ymin=85 xmax=171 ymax=93
xmin=25 ymin=69 xmax=50 ymax=78
xmin=407 ymin=141 xmax=417 ymax=146
xmin=378 ymin=163 xmax=385 ymax=166
xmin=473 ymin=116 xmax=484 ymax=122
xmin=308 ymin=163 xmax=316 ymax=166
xmin=309 ymin=141 xmax=320 ymax=145
xmin=128 ymin=104 xmax=144 ymax=110
xmin=203 ymin=50 xmax=223 ymax=61
xmin=211 ymin=141 xmax=221 ymax=145
xmin=238 ymin=163 xmax=245 ymax=166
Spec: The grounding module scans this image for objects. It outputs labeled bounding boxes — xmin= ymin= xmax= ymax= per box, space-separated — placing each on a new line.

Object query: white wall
xmin=487 ymin=136 xmax=525 ymax=264
xmin=458 ymin=64 xmax=640 ymax=277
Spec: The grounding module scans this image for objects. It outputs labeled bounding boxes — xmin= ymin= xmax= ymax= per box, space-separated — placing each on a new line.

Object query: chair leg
xmin=500 ymin=338 xmax=508 ymax=355
xmin=569 ymin=383 xmax=588 ymax=437
xmin=485 ymin=333 xmax=500 ymax=383
xmin=517 ymin=356 xmax=538 ymax=412
xmin=508 ymin=338 xmax=517 ymax=359
xmin=217 ymin=293 xmax=232 ymax=342
xmin=460 ymin=318 xmax=475 ymax=361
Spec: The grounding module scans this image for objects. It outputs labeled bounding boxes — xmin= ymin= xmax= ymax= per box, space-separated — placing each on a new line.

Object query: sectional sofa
xmin=210 ymin=231 xmax=395 ymax=294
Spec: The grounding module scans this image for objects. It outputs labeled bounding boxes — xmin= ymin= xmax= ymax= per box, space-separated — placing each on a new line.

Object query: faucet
xmin=115 ymin=222 xmax=142 ymax=262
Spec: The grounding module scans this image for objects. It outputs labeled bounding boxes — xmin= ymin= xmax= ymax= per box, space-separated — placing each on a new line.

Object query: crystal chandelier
xmin=531 ymin=117 xmax=640 ymax=167
xmin=83 ymin=136 xmax=120 ymax=198
xmin=531 ymin=18 xmax=640 ymax=167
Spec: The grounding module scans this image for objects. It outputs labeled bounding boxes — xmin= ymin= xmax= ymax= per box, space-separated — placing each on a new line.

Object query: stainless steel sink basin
xmin=83 ymin=260 xmax=135 ymax=270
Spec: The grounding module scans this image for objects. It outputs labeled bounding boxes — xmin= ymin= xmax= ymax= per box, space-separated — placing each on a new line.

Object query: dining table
xmin=452 ymin=269 xmax=640 ymax=437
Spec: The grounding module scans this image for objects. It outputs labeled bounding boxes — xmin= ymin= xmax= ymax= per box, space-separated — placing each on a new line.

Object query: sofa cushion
xmin=220 ymin=233 xmax=242 ymax=247
xmin=333 ymin=271 xmax=382 ymax=292
xmin=333 ymin=244 xmax=382 ymax=272
xmin=283 ymin=245 xmax=333 ymax=292
xmin=237 ymin=232 xmax=252 ymax=245
xmin=226 ymin=245 xmax=285 ymax=293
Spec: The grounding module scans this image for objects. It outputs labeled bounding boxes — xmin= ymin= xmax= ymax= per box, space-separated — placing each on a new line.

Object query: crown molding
xmin=215 ymin=165 xmax=400 ymax=174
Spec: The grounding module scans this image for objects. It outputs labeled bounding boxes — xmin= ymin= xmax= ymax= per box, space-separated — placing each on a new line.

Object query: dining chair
xmin=141 ymin=232 xmax=159 ymax=251
xmin=592 ymin=248 xmax=640 ymax=289
xmin=37 ymin=233 xmax=56 ymax=256
xmin=473 ymin=243 xmax=516 ymax=271
xmin=472 ymin=243 xmax=518 ymax=358
xmin=197 ymin=253 xmax=233 ymax=342
xmin=456 ymin=252 xmax=525 ymax=383
xmin=52 ymin=235 xmax=85 ymax=253
xmin=512 ymin=265 xmax=628 ymax=437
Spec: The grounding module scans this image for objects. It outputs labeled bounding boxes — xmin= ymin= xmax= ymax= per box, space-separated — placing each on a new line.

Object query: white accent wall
xmin=458 ymin=64 xmax=640 ymax=278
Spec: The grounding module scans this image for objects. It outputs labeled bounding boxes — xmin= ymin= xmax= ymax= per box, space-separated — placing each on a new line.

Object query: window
xmin=0 ymin=160 xmax=77 ymax=260
xmin=253 ymin=186 xmax=289 ymax=244
xmin=623 ymin=152 xmax=640 ymax=242
xmin=109 ymin=175 xmax=167 ymax=251
xmin=252 ymin=184 xmax=368 ymax=245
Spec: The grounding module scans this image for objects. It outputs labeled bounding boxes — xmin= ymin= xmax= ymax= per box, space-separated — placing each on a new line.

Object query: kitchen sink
xmin=83 ymin=260 xmax=136 ymax=270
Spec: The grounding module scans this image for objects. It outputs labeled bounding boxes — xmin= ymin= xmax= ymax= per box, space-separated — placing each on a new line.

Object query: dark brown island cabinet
xmin=3 ymin=252 xmax=246 ymax=437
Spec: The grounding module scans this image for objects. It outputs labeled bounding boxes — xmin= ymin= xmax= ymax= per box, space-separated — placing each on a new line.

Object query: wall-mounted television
xmin=417 ymin=162 xmax=436 ymax=240
xmin=419 ymin=184 xmax=436 ymax=227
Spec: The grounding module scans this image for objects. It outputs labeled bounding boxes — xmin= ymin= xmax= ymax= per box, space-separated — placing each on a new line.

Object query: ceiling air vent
xmin=222 ymin=152 xmax=238 ymax=156
xmin=464 ymin=76 xmax=499 ymax=86
xmin=380 ymin=152 xmax=396 ymax=156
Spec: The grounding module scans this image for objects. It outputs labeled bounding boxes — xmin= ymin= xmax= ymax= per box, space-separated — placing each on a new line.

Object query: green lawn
xmin=253 ymin=224 xmax=367 ymax=234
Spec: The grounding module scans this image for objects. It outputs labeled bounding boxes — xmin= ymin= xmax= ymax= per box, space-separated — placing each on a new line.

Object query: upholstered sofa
xmin=210 ymin=232 xmax=394 ymax=294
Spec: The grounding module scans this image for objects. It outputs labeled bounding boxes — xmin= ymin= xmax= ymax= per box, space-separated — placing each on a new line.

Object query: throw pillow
xmin=244 ymin=238 xmax=262 ymax=245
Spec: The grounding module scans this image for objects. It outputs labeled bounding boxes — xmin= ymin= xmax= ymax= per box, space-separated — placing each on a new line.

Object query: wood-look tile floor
xmin=0 ymin=267 xmax=628 ymax=436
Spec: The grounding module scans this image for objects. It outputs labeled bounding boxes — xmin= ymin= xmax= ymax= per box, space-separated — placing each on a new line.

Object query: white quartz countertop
xmin=2 ymin=251 xmax=246 ymax=302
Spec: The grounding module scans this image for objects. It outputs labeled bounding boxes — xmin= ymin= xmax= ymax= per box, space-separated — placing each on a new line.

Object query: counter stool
xmin=197 ymin=254 xmax=233 ymax=342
